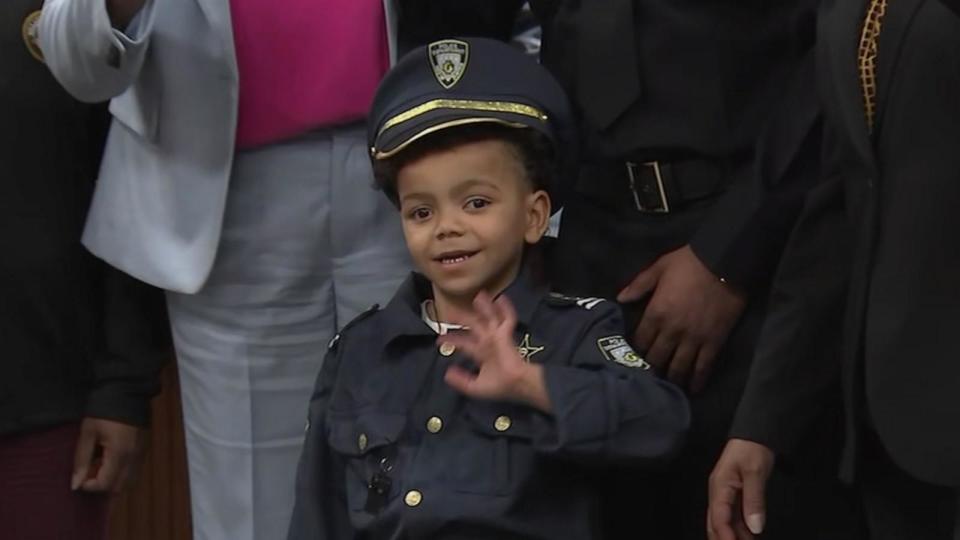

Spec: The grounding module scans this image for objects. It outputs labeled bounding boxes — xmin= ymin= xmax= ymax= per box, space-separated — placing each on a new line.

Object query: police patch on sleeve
xmin=597 ymin=336 xmax=650 ymax=369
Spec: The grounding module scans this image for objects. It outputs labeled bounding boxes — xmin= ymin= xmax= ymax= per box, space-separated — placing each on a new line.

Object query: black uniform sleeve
xmin=728 ymin=154 xmax=850 ymax=457
xmin=84 ymin=264 xmax=171 ymax=427
xmin=287 ymin=341 xmax=354 ymax=540
xmin=688 ymin=28 xmax=821 ymax=294
xmin=396 ymin=0 xmax=525 ymax=53
xmin=530 ymin=302 xmax=690 ymax=466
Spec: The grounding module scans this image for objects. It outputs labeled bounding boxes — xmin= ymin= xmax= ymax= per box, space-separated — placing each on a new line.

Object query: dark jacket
xmin=287 ymin=272 xmax=690 ymax=540
xmin=531 ymin=0 xmax=820 ymax=293
xmin=0 ymin=0 xmax=170 ymax=435
xmin=731 ymin=0 xmax=960 ymax=487
xmin=397 ymin=0 xmax=524 ymax=54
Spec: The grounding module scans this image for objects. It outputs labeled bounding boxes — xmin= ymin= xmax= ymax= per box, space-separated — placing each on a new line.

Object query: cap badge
xmin=22 ymin=10 xmax=44 ymax=63
xmin=428 ymin=39 xmax=469 ymax=90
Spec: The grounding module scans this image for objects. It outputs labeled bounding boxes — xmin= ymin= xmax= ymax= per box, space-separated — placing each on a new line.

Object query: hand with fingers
xmin=707 ymin=439 xmax=775 ymax=540
xmin=71 ymin=417 xmax=147 ymax=494
xmin=617 ymin=245 xmax=746 ymax=393
xmin=439 ymin=291 xmax=552 ymax=413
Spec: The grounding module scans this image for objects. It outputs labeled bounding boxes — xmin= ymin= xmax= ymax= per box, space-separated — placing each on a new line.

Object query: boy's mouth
xmin=434 ymin=250 xmax=478 ymax=265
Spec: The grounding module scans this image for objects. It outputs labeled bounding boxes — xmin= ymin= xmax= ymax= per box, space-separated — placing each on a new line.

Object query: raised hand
xmin=439 ymin=291 xmax=552 ymax=413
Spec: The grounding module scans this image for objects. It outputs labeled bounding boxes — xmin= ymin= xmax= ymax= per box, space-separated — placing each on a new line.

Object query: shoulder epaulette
xmin=546 ymin=292 xmax=606 ymax=310
xmin=328 ymin=304 xmax=380 ymax=350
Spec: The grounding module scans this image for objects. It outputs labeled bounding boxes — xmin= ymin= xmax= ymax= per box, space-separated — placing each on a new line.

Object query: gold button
xmin=426 ymin=416 xmax=443 ymax=434
xmin=404 ymin=490 xmax=422 ymax=507
xmin=494 ymin=415 xmax=512 ymax=432
xmin=358 ymin=433 xmax=368 ymax=451
xmin=439 ymin=342 xmax=456 ymax=356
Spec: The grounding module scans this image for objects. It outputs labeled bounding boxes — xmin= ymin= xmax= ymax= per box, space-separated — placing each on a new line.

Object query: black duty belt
xmin=576 ymin=158 xmax=731 ymax=214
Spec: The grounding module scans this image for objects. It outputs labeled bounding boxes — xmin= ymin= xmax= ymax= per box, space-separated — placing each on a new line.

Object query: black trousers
xmin=553 ymin=195 xmax=862 ymax=540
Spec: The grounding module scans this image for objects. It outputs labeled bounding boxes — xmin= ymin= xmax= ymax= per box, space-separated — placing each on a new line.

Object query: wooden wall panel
xmin=107 ymin=362 xmax=192 ymax=540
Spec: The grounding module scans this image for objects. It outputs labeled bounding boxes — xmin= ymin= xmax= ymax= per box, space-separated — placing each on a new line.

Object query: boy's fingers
xmin=438 ymin=333 xmax=482 ymax=363
xmin=71 ymin=427 xmax=96 ymax=490
xmin=444 ymin=365 xmax=478 ymax=396
xmin=473 ymin=291 xmax=499 ymax=328
xmin=452 ymin=307 xmax=483 ymax=333
xmin=494 ymin=295 xmax=518 ymax=332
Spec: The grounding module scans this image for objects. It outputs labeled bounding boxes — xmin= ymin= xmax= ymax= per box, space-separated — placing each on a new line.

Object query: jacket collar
xmin=821 ymin=0 xmax=875 ymax=166
xmin=873 ymin=0 xmax=925 ymax=132
xmin=381 ymin=268 xmax=545 ymax=345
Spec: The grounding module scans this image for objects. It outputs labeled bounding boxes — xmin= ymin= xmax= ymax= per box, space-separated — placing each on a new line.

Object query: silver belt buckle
xmin=626 ymin=161 xmax=670 ymax=213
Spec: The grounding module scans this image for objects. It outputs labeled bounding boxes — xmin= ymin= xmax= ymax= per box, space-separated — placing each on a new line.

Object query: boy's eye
xmin=465 ymin=198 xmax=490 ymax=210
xmin=409 ymin=207 xmax=432 ymax=221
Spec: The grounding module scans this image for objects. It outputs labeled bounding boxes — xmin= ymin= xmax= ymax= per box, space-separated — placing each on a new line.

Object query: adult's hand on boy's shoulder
xmin=440 ymin=292 xmax=552 ymax=413
xmin=72 ymin=417 xmax=148 ymax=494
xmin=617 ymin=245 xmax=746 ymax=393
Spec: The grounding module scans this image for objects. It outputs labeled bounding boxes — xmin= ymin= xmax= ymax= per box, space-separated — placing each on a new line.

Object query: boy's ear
xmin=524 ymin=190 xmax=551 ymax=244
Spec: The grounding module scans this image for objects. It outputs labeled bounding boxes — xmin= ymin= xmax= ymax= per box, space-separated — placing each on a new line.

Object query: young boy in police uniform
xmin=286 ymin=37 xmax=690 ymax=540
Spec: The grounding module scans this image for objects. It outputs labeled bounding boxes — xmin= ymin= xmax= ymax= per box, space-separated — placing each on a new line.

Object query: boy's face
xmin=396 ymin=138 xmax=550 ymax=306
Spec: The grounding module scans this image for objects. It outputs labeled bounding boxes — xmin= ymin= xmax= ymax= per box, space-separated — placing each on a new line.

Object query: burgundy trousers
xmin=0 ymin=422 xmax=107 ymax=540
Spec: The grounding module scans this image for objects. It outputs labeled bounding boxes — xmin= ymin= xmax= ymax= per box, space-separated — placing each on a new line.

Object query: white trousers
xmin=166 ymin=123 xmax=410 ymax=540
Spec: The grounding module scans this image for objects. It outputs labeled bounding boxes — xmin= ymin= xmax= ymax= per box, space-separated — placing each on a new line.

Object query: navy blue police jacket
xmin=288 ymin=271 xmax=690 ymax=540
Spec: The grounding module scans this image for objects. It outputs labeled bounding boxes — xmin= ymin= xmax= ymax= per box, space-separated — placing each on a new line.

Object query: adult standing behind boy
xmin=528 ymin=1 xmax=861 ymax=538
xmin=0 ymin=3 xmax=169 ymax=539
xmin=37 ymin=0 xmax=520 ymax=538
xmin=710 ymin=1 xmax=960 ymax=539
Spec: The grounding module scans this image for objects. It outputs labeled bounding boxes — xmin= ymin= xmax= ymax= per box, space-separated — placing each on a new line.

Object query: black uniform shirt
xmin=0 ymin=0 xmax=168 ymax=434
xmin=288 ymin=272 xmax=690 ymax=540
xmin=531 ymin=0 xmax=821 ymax=291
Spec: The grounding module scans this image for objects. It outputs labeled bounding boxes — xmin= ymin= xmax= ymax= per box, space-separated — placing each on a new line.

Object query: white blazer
xmin=39 ymin=0 xmax=399 ymax=293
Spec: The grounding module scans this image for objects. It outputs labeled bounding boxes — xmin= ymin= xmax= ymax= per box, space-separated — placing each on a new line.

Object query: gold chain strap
xmin=858 ymin=0 xmax=889 ymax=132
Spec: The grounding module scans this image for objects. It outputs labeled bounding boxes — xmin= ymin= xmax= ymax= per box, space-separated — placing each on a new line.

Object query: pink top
xmin=229 ymin=0 xmax=390 ymax=149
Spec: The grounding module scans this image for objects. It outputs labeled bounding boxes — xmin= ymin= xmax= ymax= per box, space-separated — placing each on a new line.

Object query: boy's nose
xmin=434 ymin=211 xmax=465 ymax=239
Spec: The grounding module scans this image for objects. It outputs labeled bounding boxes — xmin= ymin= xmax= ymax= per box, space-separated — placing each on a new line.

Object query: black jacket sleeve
xmin=688 ymin=43 xmax=823 ymax=294
xmin=84 ymin=264 xmax=171 ymax=427
xmin=728 ymin=152 xmax=851 ymax=457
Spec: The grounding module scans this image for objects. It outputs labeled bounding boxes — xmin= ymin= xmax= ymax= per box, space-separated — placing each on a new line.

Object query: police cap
xmin=367 ymin=37 xmax=577 ymax=211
